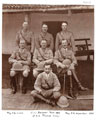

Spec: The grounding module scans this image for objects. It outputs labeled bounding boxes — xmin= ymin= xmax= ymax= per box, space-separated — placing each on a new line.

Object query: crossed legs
xmin=31 ymin=90 xmax=61 ymax=106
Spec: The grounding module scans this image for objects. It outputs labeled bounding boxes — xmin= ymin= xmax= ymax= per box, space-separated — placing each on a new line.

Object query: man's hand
xmin=65 ymin=65 xmax=70 ymax=68
xmin=40 ymin=90 xmax=46 ymax=97
xmin=45 ymin=89 xmax=53 ymax=97
xmin=40 ymin=89 xmax=53 ymax=98
xmin=62 ymin=64 xmax=69 ymax=69
xmin=17 ymin=61 xmax=23 ymax=64
xmin=44 ymin=60 xmax=49 ymax=64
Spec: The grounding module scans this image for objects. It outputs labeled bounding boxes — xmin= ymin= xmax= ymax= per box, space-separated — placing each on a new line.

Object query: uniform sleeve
xmin=16 ymin=31 xmax=20 ymax=46
xmin=8 ymin=51 xmax=17 ymax=64
xmin=50 ymin=34 xmax=54 ymax=51
xmin=53 ymin=74 xmax=61 ymax=92
xmin=34 ymin=74 xmax=42 ymax=92
xmin=45 ymin=50 xmax=53 ymax=64
xmin=32 ymin=49 xmax=40 ymax=65
xmin=55 ymin=33 xmax=59 ymax=51
xmin=54 ymin=51 xmax=63 ymax=67
xmin=70 ymin=32 xmax=76 ymax=53
xmin=31 ymin=32 xmax=35 ymax=53
xmin=26 ymin=52 xmax=31 ymax=65
xmin=49 ymin=50 xmax=53 ymax=59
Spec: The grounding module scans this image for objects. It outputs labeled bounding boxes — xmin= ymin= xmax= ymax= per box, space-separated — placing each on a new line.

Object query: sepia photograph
xmin=2 ymin=4 xmax=94 ymax=110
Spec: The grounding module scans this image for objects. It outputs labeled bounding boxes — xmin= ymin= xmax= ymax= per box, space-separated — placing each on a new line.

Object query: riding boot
xmin=22 ymin=77 xmax=27 ymax=94
xmin=68 ymin=75 xmax=76 ymax=99
xmin=77 ymin=81 xmax=88 ymax=91
xmin=71 ymin=69 xmax=88 ymax=91
xmin=10 ymin=76 xmax=17 ymax=94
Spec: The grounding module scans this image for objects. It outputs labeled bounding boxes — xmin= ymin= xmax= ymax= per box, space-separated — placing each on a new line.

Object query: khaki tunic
xmin=16 ymin=30 xmax=35 ymax=53
xmin=54 ymin=47 xmax=77 ymax=70
xmin=55 ymin=31 xmax=76 ymax=52
xmin=34 ymin=72 xmax=61 ymax=92
xmin=9 ymin=48 xmax=31 ymax=71
xmin=33 ymin=48 xmax=53 ymax=70
xmin=35 ymin=32 xmax=54 ymax=51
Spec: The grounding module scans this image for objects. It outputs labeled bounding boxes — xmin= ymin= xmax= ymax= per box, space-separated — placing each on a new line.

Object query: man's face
xmin=61 ymin=22 xmax=68 ymax=31
xmin=44 ymin=65 xmax=51 ymax=74
xmin=42 ymin=24 xmax=48 ymax=33
xmin=23 ymin=23 xmax=29 ymax=31
xmin=62 ymin=40 xmax=68 ymax=49
xmin=41 ymin=40 xmax=47 ymax=49
xmin=19 ymin=40 xmax=26 ymax=49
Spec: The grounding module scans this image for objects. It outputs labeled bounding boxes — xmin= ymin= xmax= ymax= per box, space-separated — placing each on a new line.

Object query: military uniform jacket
xmin=9 ymin=48 xmax=31 ymax=66
xmin=35 ymin=32 xmax=54 ymax=51
xmin=34 ymin=71 xmax=61 ymax=92
xmin=55 ymin=31 xmax=76 ymax=52
xmin=54 ymin=47 xmax=77 ymax=66
xmin=33 ymin=48 xmax=53 ymax=66
xmin=16 ymin=29 xmax=35 ymax=53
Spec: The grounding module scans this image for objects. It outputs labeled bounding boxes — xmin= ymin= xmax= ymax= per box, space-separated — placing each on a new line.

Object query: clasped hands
xmin=39 ymin=89 xmax=53 ymax=98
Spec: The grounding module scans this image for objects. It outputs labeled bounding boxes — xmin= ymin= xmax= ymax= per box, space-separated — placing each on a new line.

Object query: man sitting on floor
xmin=31 ymin=63 xmax=61 ymax=106
xmin=9 ymin=40 xmax=31 ymax=94
xmin=54 ymin=39 xmax=88 ymax=98
xmin=32 ymin=39 xmax=53 ymax=78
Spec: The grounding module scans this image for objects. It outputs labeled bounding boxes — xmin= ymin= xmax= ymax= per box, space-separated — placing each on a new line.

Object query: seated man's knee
xmin=10 ymin=70 xmax=16 ymax=77
xmin=53 ymin=91 xmax=61 ymax=99
xmin=23 ymin=70 xmax=29 ymax=77
xmin=33 ymin=69 xmax=39 ymax=78
xmin=67 ymin=70 xmax=72 ymax=76
xmin=31 ymin=90 xmax=38 ymax=97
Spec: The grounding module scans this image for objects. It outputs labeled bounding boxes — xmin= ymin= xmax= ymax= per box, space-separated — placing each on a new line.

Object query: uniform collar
xmin=40 ymin=32 xmax=48 ymax=36
xmin=61 ymin=30 xmax=68 ymax=33
xmin=61 ymin=47 xmax=68 ymax=51
xmin=19 ymin=48 xmax=26 ymax=52
xmin=40 ymin=47 xmax=48 ymax=52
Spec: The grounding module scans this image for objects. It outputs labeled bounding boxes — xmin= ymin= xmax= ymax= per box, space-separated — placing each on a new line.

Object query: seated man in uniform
xmin=9 ymin=40 xmax=31 ymax=94
xmin=31 ymin=63 xmax=61 ymax=106
xmin=32 ymin=39 xmax=53 ymax=78
xmin=54 ymin=40 xmax=88 ymax=98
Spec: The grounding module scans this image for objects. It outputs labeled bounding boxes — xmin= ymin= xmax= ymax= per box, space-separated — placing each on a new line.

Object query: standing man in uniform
xmin=9 ymin=40 xmax=31 ymax=94
xmin=55 ymin=21 xmax=76 ymax=52
xmin=32 ymin=40 xmax=53 ymax=78
xmin=31 ymin=63 xmax=61 ymax=106
xmin=16 ymin=22 xmax=35 ymax=56
xmin=54 ymin=40 xmax=88 ymax=98
xmin=35 ymin=23 xmax=54 ymax=51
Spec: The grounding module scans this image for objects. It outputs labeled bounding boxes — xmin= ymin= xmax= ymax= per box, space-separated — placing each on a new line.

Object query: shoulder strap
xmin=38 ymin=48 xmax=46 ymax=60
xmin=59 ymin=32 xmax=64 ymax=40
xmin=58 ymin=48 xmax=65 ymax=60
xmin=20 ymin=31 xmax=27 ymax=43
xmin=44 ymin=74 xmax=52 ymax=88
xmin=16 ymin=50 xmax=26 ymax=61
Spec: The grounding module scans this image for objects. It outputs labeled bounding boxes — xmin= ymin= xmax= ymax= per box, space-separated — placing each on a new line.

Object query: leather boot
xmin=71 ymin=69 xmax=88 ymax=91
xmin=77 ymin=82 xmax=88 ymax=91
xmin=22 ymin=77 xmax=27 ymax=94
xmin=68 ymin=75 xmax=76 ymax=99
xmin=10 ymin=76 xmax=17 ymax=94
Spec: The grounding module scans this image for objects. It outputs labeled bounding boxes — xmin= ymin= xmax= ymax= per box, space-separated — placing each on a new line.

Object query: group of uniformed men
xmin=9 ymin=21 xmax=88 ymax=107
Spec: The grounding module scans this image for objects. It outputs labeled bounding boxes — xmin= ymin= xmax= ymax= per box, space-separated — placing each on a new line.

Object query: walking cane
xmin=63 ymin=73 xmax=66 ymax=95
